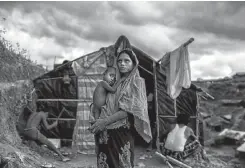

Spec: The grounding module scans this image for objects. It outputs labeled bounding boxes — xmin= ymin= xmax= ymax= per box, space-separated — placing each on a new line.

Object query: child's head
xmin=103 ymin=67 xmax=116 ymax=85
xmin=176 ymin=113 xmax=190 ymax=126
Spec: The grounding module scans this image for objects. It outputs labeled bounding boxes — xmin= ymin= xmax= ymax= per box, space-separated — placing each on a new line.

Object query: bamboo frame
xmin=53 ymin=50 xmax=103 ymax=72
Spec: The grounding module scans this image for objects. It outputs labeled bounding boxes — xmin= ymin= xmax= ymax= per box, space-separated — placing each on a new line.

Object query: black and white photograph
xmin=1 ymin=1 xmax=245 ymax=168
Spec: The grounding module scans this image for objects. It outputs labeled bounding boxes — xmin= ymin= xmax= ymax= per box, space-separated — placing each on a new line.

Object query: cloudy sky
xmin=0 ymin=1 xmax=245 ymax=80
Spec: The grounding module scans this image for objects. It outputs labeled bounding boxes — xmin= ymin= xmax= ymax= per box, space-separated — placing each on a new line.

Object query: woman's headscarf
xmin=116 ymin=48 xmax=152 ymax=143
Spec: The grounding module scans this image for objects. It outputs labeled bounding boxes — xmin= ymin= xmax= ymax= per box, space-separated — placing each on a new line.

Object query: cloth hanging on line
xmin=161 ymin=45 xmax=191 ymax=99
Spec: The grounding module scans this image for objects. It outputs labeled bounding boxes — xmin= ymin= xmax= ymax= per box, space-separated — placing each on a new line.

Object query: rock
xmin=136 ymin=162 xmax=145 ymax=167
xmin=41 ymin=163 xmax=55 ymax=168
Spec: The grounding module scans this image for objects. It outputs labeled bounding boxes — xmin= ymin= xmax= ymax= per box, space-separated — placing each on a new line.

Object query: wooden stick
xmin=56 ymin=108 xmax=66 ymax=120
xmin=183 ymin=38 xmax=195 ymax=47
xmin=166 ymin=156 xmax=192 ymax=168
xmin=195 ymin=88 xmax=214 ymax=100
xmin=37 ymin=99 xmax=92 ymax=102
xmin=200 ymin=95 xmax=207 ymax=100
xmin=196 ymin=93 xmax=200 ymax=141
xmin=157 ymin=38 xmax=195 ymax=63
xmin=159 ymin=115 xmax=197 ymax=118
xmin=155 ymin=152 xmax=174 ymax=168
xmin=138 ymin=65 xmax=154 ymax=76
xmin=153 ymin=61 xmax=160 ymax=150
xmin=174 ymin=99 xmax=177 ymax=116
xmin=204 ymin=92 xmax=214 ymax=100
xmin=47 ymin=118 xmax=76 ymax=121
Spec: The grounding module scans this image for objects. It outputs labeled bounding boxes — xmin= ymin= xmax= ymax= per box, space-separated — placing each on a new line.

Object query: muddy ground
xmin=38 ymin=145 xmax=244 ymax=168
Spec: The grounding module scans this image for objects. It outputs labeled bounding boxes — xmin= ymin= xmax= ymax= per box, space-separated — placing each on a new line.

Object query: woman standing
xmin=89 ymin=47 xmax=152 ymax=168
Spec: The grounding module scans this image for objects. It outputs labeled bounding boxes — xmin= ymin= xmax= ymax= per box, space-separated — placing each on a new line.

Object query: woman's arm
xmin=89 ymin=110 xmax=128 ymax=134
xmin=186 ymin=127 xmax=199 ymax=142
xmin=105 ymin=110 xmax=128 ymax=126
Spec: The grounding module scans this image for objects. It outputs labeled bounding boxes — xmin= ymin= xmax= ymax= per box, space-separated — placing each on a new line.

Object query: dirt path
xmin=41 ymin=146 xmax=245 ymax=168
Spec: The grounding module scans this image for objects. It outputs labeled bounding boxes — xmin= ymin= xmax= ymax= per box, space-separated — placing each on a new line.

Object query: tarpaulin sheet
xmin=72 ymin=50 xmax=107 ymax=76
xmin=40 ymin=119 xmax=76 ymax=139
xmin=35 ymin=61 xmax=76 ymax=79
xmin=32 ymin=61 xmax=78 ymax=140
xmin=72 ymin=51 xmax=106 ymax=154
xmin=35 ymin=77 xmax=77 ymax=99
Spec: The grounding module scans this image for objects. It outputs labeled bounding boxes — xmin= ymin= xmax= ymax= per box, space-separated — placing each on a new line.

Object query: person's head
xmin=117 ymin=49 xmax=136 ymax=76
xmin=176 ymin=113 xmax=190 ymax=125
xmin=103 ymin=67 xmax=116 ymax=85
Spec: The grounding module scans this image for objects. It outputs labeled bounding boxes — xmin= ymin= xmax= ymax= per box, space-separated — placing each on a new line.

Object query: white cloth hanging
xmin=161 ymin=45 xmax=191 ymax=99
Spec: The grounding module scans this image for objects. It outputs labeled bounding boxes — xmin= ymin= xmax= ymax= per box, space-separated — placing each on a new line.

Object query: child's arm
xmin=101 ymin=77 xmax=126 ymax=93
xmin=41 ymin=113 xmax=58 ymax=130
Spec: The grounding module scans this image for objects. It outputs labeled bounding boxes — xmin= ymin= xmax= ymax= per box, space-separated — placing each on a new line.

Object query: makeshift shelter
xmin=205 ymin=116 xmax=231 ymax=132
xmin=32 ymin=35 xmax=206 ymax=154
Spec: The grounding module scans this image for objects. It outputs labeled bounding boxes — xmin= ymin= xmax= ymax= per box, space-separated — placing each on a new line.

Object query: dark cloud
xmin=108 ymin=2 xmax=146 ymax=26
xmin=0 ymin=1 xmax=113 ymax=47
xmin=109 ymin=2 xmax=245 ymax=42
xmin=108 ymin=2 xmax=160 ymax=26
xmin=1 ymin=1 xmax=245 ymax=79
xmin=161 ymin=2 xmax=245 ymax=41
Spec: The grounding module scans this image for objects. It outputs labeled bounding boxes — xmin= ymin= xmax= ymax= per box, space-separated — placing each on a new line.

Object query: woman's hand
xmin=89 ymin=119 xmax=107 ymax=134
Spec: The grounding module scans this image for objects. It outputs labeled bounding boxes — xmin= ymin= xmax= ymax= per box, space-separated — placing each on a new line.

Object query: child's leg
xmin=37 ymin=131 xmax=70 ymax=162
xmin=93 ymin=105 xmax=101 ymax=120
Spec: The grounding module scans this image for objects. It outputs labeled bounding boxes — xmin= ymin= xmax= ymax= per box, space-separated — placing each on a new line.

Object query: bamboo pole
xmin=138 ymin=65 xmax=154 ymax=76
xmin=157 ymin=38 xmax=195 ymax=63
xmin=183 ymin=37 xmax=195 ymax=47
xmin=37 ymin=99 xmax=92 ymax=102
xmin=57 ymin=108 xmax=66 ymax=119
xmin=166 ymin=156 xmax=192 ymax=168
xmin=174 ymin=99 xmax=177 ymax=116
xmin=158 ymin=115 xmax=197 ymax=118
xmin=155 ymin=152 xmax=173 ymax=168
xmin=153 ymin=61 xmax=160 ymax=150
xmin=47 ymin=118 xmax=76 ymax=121
xmin=196 ymin=93 xmax=200 ymax=140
